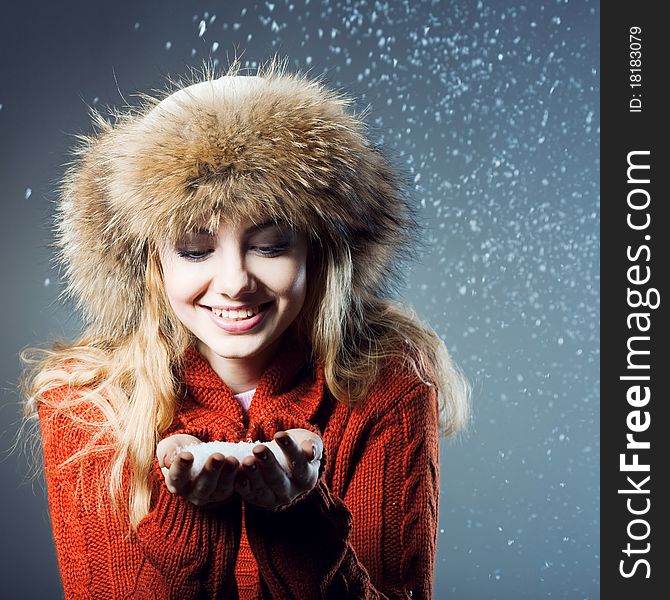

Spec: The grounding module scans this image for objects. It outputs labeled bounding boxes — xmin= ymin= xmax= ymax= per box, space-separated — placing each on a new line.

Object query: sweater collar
xmin=179 ymin=330 xmax=327 ymax=426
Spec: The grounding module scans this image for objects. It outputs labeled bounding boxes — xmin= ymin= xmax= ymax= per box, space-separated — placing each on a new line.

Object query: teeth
xmin=211 ymin=305 xmax=261 ymax=320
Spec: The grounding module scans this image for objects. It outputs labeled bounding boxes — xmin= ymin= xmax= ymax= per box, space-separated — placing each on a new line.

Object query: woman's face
xmin=159 ymin=218 xmax=308 ymax=370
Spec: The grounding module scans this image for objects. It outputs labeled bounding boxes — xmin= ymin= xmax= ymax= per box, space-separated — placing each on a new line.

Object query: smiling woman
xmin=20 ymin=57 xmax=469 ymax=600
xmin=158 ymin=219 xmax=308 ymax=389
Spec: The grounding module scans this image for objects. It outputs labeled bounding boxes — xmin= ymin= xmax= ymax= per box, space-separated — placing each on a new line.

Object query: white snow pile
xmin=173 ymin=440 xmax=290 ymax=476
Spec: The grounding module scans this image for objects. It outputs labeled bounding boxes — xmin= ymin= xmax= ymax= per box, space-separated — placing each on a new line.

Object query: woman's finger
xmin=189 ymin=453 xmax=225 ymax=503
xmin=157 ymin=434 xmax=202 ymax=469
xmin=289 ymin=439 xmax=321 ymax=485
xmin=274 ymin=432 xmax=304 ymax=463
xmin=215 ymin=457 xmax=239 ymax=498
xmin=251 ymin=446 xmax=292 ymax=503
xmin=234 ymin=458 xmax=257 ymax=499
xmin=239 ymin=455 xmax=289 ymax=507
xmin=167 ymin=451 xmax=194 ymax=494
xmin=274 ymin=432 xmax=311 ymax=483
xmin=300 ymin=438 xmax=321 ymax=462
xmin=252 ymin=445 xmax=289 ymax=488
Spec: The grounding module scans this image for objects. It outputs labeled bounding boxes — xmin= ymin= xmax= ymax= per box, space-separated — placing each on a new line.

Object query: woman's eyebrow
xmin=180 ymin=221 xmax=288 ymax=241
xmin=182 ymin=229 xmax=215 ymax=239
xmin=244 ymin=220 xmax=285 ymax=234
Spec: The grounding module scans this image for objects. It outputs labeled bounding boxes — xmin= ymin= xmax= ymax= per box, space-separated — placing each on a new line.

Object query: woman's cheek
xmin=274 ymin=260 xmax=307 ymax=301
xmin=164 ymin=264 xmax=204 ymax=309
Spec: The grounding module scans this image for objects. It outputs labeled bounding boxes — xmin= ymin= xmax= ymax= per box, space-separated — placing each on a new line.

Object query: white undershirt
xmin=233 ymin=388 xmax=256 ymax=412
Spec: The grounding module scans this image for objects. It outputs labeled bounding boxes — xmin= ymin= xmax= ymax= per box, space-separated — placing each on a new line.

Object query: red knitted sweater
xmin=39 ymin=337 xmax=440 ymax=599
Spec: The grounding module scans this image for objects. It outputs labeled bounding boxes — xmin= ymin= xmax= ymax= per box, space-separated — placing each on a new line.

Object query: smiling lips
xmin=205 ymin=302 xmax=270 ymax=333
xmin=210 ymin=305 xmax=262 ymax=321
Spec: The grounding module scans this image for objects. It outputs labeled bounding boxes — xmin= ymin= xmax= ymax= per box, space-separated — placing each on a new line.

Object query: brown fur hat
xmin=56 ymin=60 xmax=415 ymax=339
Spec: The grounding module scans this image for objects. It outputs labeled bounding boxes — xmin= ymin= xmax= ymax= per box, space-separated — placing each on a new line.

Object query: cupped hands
xmin=156 ymin=429 xmax=323 ymax=510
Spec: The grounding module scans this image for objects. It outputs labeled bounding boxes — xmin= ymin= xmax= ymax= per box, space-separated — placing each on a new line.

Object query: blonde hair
xmin=21 ymin=249 xmax=192 ymax=528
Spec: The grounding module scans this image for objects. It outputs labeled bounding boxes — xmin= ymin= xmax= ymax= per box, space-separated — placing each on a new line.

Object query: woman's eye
xmin=176 ymin=249 xmax=213 ymax=261
xmin=252 ymin=242 xmax=290 ymax=257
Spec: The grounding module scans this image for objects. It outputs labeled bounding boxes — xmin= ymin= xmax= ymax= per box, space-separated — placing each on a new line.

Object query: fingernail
xmin=278 ymin=435 xmax=289 ymax=447
xmin=254 ymin=449 xmax=268 ymax=460
xmin=211 ymin=458 xmax=223 ymax=468
xmin=248 ymin=462 xmax=257 ymax=471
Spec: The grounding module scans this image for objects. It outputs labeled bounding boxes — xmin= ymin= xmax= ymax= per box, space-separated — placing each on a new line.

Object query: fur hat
xmin=56 ymin=63 xmax=415 ymax=339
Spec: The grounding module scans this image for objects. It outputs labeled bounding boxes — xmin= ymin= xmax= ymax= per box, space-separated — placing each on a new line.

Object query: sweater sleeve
xmin=38 ymin=389 xmax=242 ymax=599
xmin=244 ymin=383 xmax=440 ymax=600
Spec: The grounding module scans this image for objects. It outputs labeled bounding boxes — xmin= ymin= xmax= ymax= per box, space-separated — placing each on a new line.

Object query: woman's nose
xmin=210 ymin=250 xmax=256 ymax=298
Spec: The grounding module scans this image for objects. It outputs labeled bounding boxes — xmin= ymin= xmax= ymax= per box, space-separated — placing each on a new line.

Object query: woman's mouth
xmin=205 ymin=302 xmax=272 ymax=333
xmin=210 ymin=304 xmax=263 ymax=321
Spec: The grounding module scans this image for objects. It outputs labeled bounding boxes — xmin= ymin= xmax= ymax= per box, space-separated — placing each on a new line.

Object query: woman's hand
xmin=156 ymin=434 xmax=240 ymax=507
xmin=234 ymin=428 xmax=324 ymax=510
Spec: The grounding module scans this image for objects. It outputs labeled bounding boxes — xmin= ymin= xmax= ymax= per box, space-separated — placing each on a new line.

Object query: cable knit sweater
xmin=38 ymin=337 xmax=441 ymax=599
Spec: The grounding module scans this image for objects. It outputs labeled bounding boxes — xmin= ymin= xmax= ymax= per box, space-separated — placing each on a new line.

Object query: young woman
xmin=21 ymin=59 xmax=469 ymax=599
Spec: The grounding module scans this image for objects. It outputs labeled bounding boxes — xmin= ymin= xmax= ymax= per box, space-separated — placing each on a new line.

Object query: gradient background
xmin=0 ymin=1 xmax=599 ymax=598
